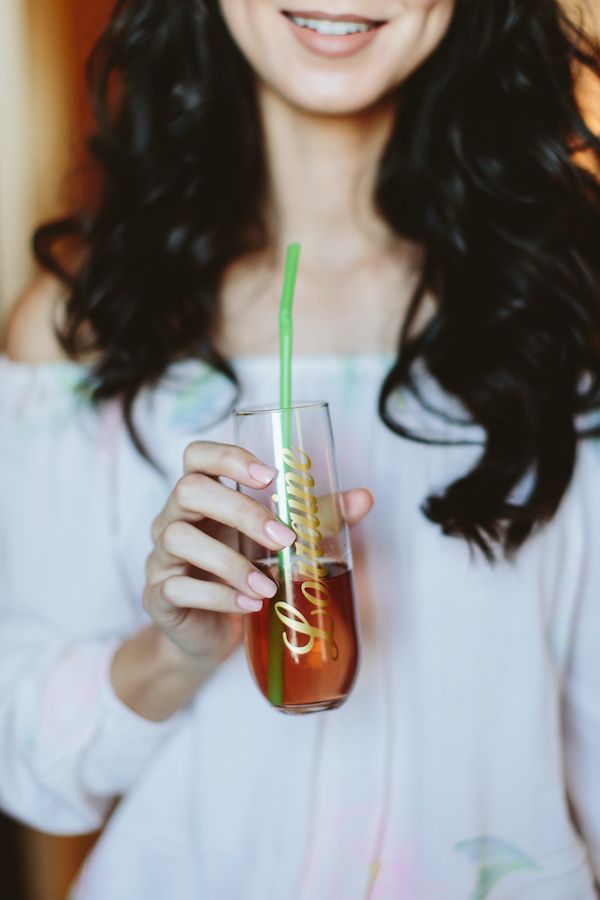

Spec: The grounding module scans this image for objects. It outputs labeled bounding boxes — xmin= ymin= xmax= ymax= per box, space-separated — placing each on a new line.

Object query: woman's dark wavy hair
xmin=34 ymin=0 xmax=600 ymax=559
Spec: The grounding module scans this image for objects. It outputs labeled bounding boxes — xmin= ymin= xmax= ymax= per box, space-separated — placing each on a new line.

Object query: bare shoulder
xmin=4 ymin=274 xmax=70 ymax=363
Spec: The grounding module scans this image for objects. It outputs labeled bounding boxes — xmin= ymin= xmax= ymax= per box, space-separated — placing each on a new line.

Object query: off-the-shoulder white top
xmin=0 ymin=353 xmax=598 ymax=900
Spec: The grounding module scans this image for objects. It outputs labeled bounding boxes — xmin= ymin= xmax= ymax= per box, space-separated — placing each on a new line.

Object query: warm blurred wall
xmin=0 ymin=0 xmax=36 ymax=321
xmin=0 ymin=0 xmax=111 ymax=325
xmin=0 ymin=0 xmax=72 ymax=319
xmin=581 ymin=7 xmax=600 ymax=134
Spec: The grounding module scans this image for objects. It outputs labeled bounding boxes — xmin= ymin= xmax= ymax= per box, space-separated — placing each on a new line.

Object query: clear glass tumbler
xmin=233 ymin=401 xmax=360 ymax=714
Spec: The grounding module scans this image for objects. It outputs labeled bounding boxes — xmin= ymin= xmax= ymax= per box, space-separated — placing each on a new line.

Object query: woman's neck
xmin=258 ymin=83 xmax=401 ymax=271
xmin=217 ymin=84 xmax=421 ymax=358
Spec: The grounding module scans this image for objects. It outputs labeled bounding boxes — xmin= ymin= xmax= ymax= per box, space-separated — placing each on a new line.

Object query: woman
xmin=1 ymin=0 xmax=600 ymax=897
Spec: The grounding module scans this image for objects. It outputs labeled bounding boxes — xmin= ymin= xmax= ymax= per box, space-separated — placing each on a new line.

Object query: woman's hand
xmin=143 ymin=440 xmax=374 ymax=666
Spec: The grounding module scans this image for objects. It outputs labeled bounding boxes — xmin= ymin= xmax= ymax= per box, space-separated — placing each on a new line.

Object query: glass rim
xmin=233 ymin=400 xmax=328 ymax=418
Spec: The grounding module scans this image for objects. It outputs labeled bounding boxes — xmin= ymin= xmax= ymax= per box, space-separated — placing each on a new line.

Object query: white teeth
xmin=289 ymin=15 xmax=372 ymax=36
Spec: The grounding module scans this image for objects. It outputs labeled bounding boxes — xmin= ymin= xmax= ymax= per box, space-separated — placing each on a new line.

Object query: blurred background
xmin=0 ymin=1 xmax=599 ymax=898
xmin=0 ymin=0 xmax=111 ymax=325
xmin=0 ymin=6 xmax=112 ymax=898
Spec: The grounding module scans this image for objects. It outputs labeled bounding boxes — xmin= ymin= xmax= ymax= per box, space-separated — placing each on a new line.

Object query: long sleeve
xmin=0 ymin=358 xmax=186 ymax=835
xmin=563 ymin=438 xmax=600 ymax=884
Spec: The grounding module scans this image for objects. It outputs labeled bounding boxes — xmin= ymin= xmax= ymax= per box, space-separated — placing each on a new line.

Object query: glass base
xmin=274 ymin=697 xmax=346 ymax=715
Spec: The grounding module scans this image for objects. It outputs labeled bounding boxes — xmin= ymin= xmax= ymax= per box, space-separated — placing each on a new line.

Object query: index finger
xmin=183 ymin=441 xmax=275 ymax=490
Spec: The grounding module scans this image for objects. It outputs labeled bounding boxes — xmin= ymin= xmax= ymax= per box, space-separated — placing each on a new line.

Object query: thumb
xmin=340 ymin=488 xmax=375 ymax=527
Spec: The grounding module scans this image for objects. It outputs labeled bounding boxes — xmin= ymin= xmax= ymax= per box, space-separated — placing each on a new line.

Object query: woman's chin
xmin=261 ymin=75 xmax=397 ymax=118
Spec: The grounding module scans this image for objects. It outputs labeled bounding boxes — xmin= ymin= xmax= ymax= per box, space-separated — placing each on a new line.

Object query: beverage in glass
xmin=233 ymin=401 xmax=360 ymax=714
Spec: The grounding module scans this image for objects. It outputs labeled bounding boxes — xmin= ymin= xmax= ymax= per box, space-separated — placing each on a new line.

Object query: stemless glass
xmin=233 ymin=401 xmax=360 ymax=714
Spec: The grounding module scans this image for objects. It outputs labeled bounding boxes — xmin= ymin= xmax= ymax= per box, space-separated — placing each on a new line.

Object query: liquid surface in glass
xmin=245 ymin=560 xmax=359 ymax=714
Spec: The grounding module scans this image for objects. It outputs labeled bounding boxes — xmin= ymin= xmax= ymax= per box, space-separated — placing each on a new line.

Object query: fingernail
xmin=248 ymin=463 xmax=276 ymax=486
xmin=248 ymin=570 xmax=278 ymax=598
xmin=236 ymin=594 xmax=264 ymax=613
xmin=264 ymin=519 xmax=296 ymax=548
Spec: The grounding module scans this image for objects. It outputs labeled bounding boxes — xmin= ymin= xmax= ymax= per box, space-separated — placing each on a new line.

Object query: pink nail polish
xmin=248 ymin=463 xmax=276 ymax=486
xmin=264 ymin=519 xmax=296 ymax=547
xmin=236 ymin=594 xmax=264 ymax=613
xmin=247 ymin=570 xmax=278 ymax=599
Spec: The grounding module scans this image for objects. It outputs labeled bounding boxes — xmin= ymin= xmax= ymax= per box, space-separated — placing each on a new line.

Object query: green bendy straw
xmin=279 ymin=243 xmax=301 ymax=422
xmin=268 ymin=242 xmax=301 ymax=706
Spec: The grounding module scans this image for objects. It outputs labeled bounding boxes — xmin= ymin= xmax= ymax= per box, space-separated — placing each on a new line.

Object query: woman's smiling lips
xmin=281 ymin=9 xmax=388 ymax=58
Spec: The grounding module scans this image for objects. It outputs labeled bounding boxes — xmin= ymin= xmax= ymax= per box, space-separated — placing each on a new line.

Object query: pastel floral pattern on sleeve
xmin=165 ymin=365 xmax=236 ymax=432
xmin=12 ymin=365 xmax=94 ymax=437
xmin=455 ymin=836 xmax=541 ymax=900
